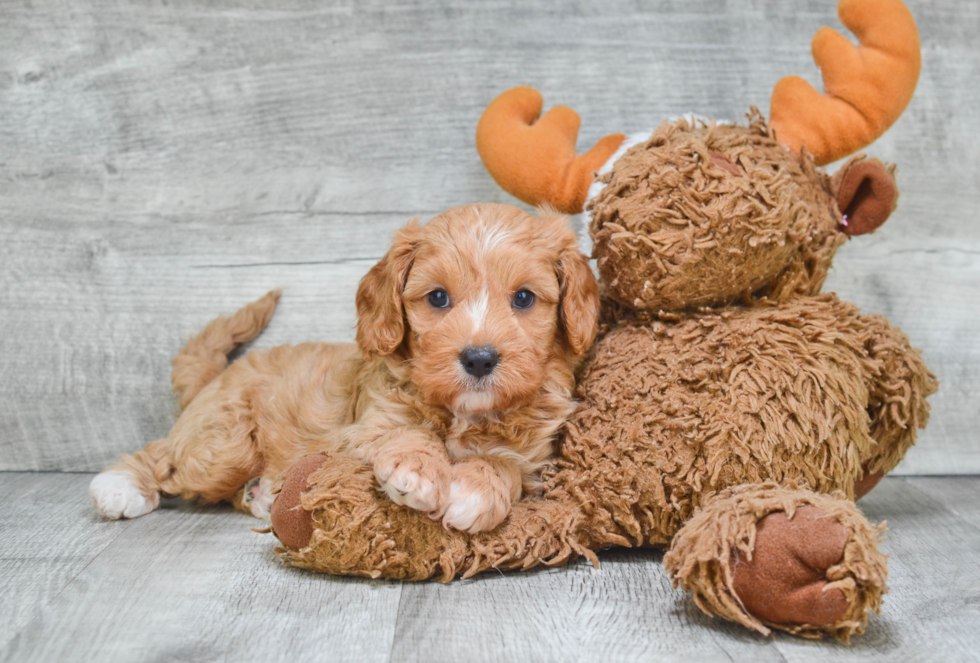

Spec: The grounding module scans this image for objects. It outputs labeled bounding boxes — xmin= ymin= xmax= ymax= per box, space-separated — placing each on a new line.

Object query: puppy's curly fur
xmin=89 ymin=203 xmax=599 ymax=533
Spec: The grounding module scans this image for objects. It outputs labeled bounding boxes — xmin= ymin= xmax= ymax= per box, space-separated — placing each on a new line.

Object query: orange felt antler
xmin=769 ymin=0 xmax=920 ymax=166
xmin=476 ymin=87 xmax=625 ymax=215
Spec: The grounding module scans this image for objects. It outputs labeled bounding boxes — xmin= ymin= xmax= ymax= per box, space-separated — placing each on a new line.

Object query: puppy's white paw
xmin=90 ymin=471 xmax=159 ymax=520
xmin=442 ymin=478 xmax=510 ymax=534
xmin=381 ymin=468 xmax=443 ymax=513
xmin=243 ymin=476 xmax=275 ymax=520
xmin=374 ymin=455 xmax=449 ymax=516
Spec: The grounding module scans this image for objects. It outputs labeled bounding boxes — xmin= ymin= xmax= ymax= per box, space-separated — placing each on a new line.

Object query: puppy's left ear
xmin=544 ymin=210 xmax=599 ymax=356
xmin=355 ymin=220 xmax=422 ymax=357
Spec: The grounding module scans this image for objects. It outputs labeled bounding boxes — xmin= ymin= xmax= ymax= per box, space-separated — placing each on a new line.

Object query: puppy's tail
xmin=171 ymin=289 xmax=282 ymax=412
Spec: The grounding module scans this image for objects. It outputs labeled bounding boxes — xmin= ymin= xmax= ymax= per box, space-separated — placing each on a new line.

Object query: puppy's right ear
xmin=538 ymin=207 xmax=600 ymax=356
xmin=355 ymin=220 xmax=422 ymax=357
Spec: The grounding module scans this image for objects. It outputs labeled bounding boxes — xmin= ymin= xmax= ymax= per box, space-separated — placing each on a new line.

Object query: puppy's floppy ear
xmin=355 ymin=219 xmax=422 ymax=357
xmin=540 ymin=208 xmax=600 ymax=356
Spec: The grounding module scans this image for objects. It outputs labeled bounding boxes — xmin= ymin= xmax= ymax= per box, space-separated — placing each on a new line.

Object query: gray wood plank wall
xmin=1 ymin=0 xmax=977 ymax=473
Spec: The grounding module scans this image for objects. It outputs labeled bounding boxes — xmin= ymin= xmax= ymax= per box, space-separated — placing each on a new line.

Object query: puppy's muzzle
xmin=459 ymin=346 xmax=499 ymax=378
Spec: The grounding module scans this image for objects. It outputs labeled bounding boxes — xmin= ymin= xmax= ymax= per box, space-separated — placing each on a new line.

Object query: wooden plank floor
xmin=1 ymin=473 xmax=978 ymax=662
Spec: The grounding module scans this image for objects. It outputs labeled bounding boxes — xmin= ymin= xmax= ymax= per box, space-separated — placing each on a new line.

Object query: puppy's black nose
xmin=459 ymin=346 xmax=499 ymax=378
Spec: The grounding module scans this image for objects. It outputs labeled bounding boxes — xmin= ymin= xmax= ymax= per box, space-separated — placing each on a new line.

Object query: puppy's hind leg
xmin=90 ymin=438 xmax=170 ymax=520
xmin=236 ymin=475 xmax=277 ymax=520
xmin=93 ymin=402 xmax=266 ymax=520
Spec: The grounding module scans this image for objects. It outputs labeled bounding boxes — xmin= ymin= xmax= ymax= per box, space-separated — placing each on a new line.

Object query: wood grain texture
xmin=902 ymin=476 xmax=980 ymax=523
xmin=0 ymin=473 xmax=403 ymax=663
xmin=1 ymin=473 xmax=979 ymax=661
xmin=0 ymin=473 xmax=132 ymax=652
xmin=0 ymin=0 xmax=977 ymax=471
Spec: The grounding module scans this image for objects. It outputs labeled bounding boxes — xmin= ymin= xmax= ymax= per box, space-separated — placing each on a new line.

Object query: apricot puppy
xmin=89 ymin=203 xmax=599 ymax=533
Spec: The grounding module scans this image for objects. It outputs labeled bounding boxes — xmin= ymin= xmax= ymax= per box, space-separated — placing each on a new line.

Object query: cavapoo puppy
xmin=90 ymin=203 xmax=599 ymax=533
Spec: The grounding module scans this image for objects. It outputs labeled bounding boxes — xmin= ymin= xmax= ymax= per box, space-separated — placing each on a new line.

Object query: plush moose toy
xmin=269 ymin=0 xmax=936 ymax=640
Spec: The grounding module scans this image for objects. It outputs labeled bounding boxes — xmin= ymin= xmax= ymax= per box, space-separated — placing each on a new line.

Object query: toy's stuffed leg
xmin=663 ymin=483 xmax=887 ymax=641
xmin=270 ymin=453 xmax=459 ymax=580
xmin=270 ymin=453 xmax=594 ymax=581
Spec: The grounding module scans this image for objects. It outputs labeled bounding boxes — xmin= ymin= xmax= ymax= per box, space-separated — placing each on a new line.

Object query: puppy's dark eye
xmin=513 ymin=289 xmax=535 ymax=309
xmin=427 ymin=289 xmax=450 ymax=309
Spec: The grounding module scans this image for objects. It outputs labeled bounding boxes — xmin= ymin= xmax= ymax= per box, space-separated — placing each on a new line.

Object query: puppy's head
xmin=356 ymin=203 xmax=599 ymax=413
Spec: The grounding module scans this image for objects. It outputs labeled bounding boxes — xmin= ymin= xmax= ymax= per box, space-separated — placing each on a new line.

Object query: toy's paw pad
xmin=374 ymin=452 xmax=450 ymax=517
xmin=732 ymin=505 xmax=850 ymax=626
xmin=442 ymin=463 xmax=511 ymax=533
xmin=270 ymin=454 xmax=329 ymax=550
xmin=90 ymin=471 xmax=159 ymax=520
xmin=243 ymin=476 xmax=275 ymax=520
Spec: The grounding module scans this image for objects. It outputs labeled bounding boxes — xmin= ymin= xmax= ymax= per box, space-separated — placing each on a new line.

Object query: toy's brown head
xmin=587 ymin=116 xmax=898 ymax=310
xmin=476 ymin=0 xmax=917 ymax=311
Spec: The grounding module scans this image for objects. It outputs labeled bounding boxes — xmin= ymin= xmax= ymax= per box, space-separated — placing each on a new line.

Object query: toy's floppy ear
xmin=355 ymin=220 xmax=422 ymax=357
xmin=477 ymin=87 xmax=625 ymax=215
xmin=540 ymin=210 xmax=599 ymax=355
xmin=769 ymin=0 xmax=920 ymax=166
xmin=831 ymin=157 xmax=898 ymax=236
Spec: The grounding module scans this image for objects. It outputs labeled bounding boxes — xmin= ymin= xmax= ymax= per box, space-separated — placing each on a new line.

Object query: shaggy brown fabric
xmin=664 ymin=484 xmax=888 ymax=641
xmin=857 ymin=311 xmax=937 ymax=477
xmin=277 ymin=454 xmax=466 ymax=581
xmin=587 ymin=114 xmax=843 ymax=311
xmin=547 ymin=295 xmax=936 ymax=551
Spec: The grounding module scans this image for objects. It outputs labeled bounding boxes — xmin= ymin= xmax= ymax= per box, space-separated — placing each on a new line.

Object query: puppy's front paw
xmin=90 ymin=471 xmax=159 ymax=520
xmin=374 ymin=451 xmax=450 ymax=517
xmin=442 ymin=463 xmax=512 ymax=534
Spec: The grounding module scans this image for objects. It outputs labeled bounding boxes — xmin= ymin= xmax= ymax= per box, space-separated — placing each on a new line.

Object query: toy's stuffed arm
xmin=270 ymin=452 xmax=599 ymax=581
